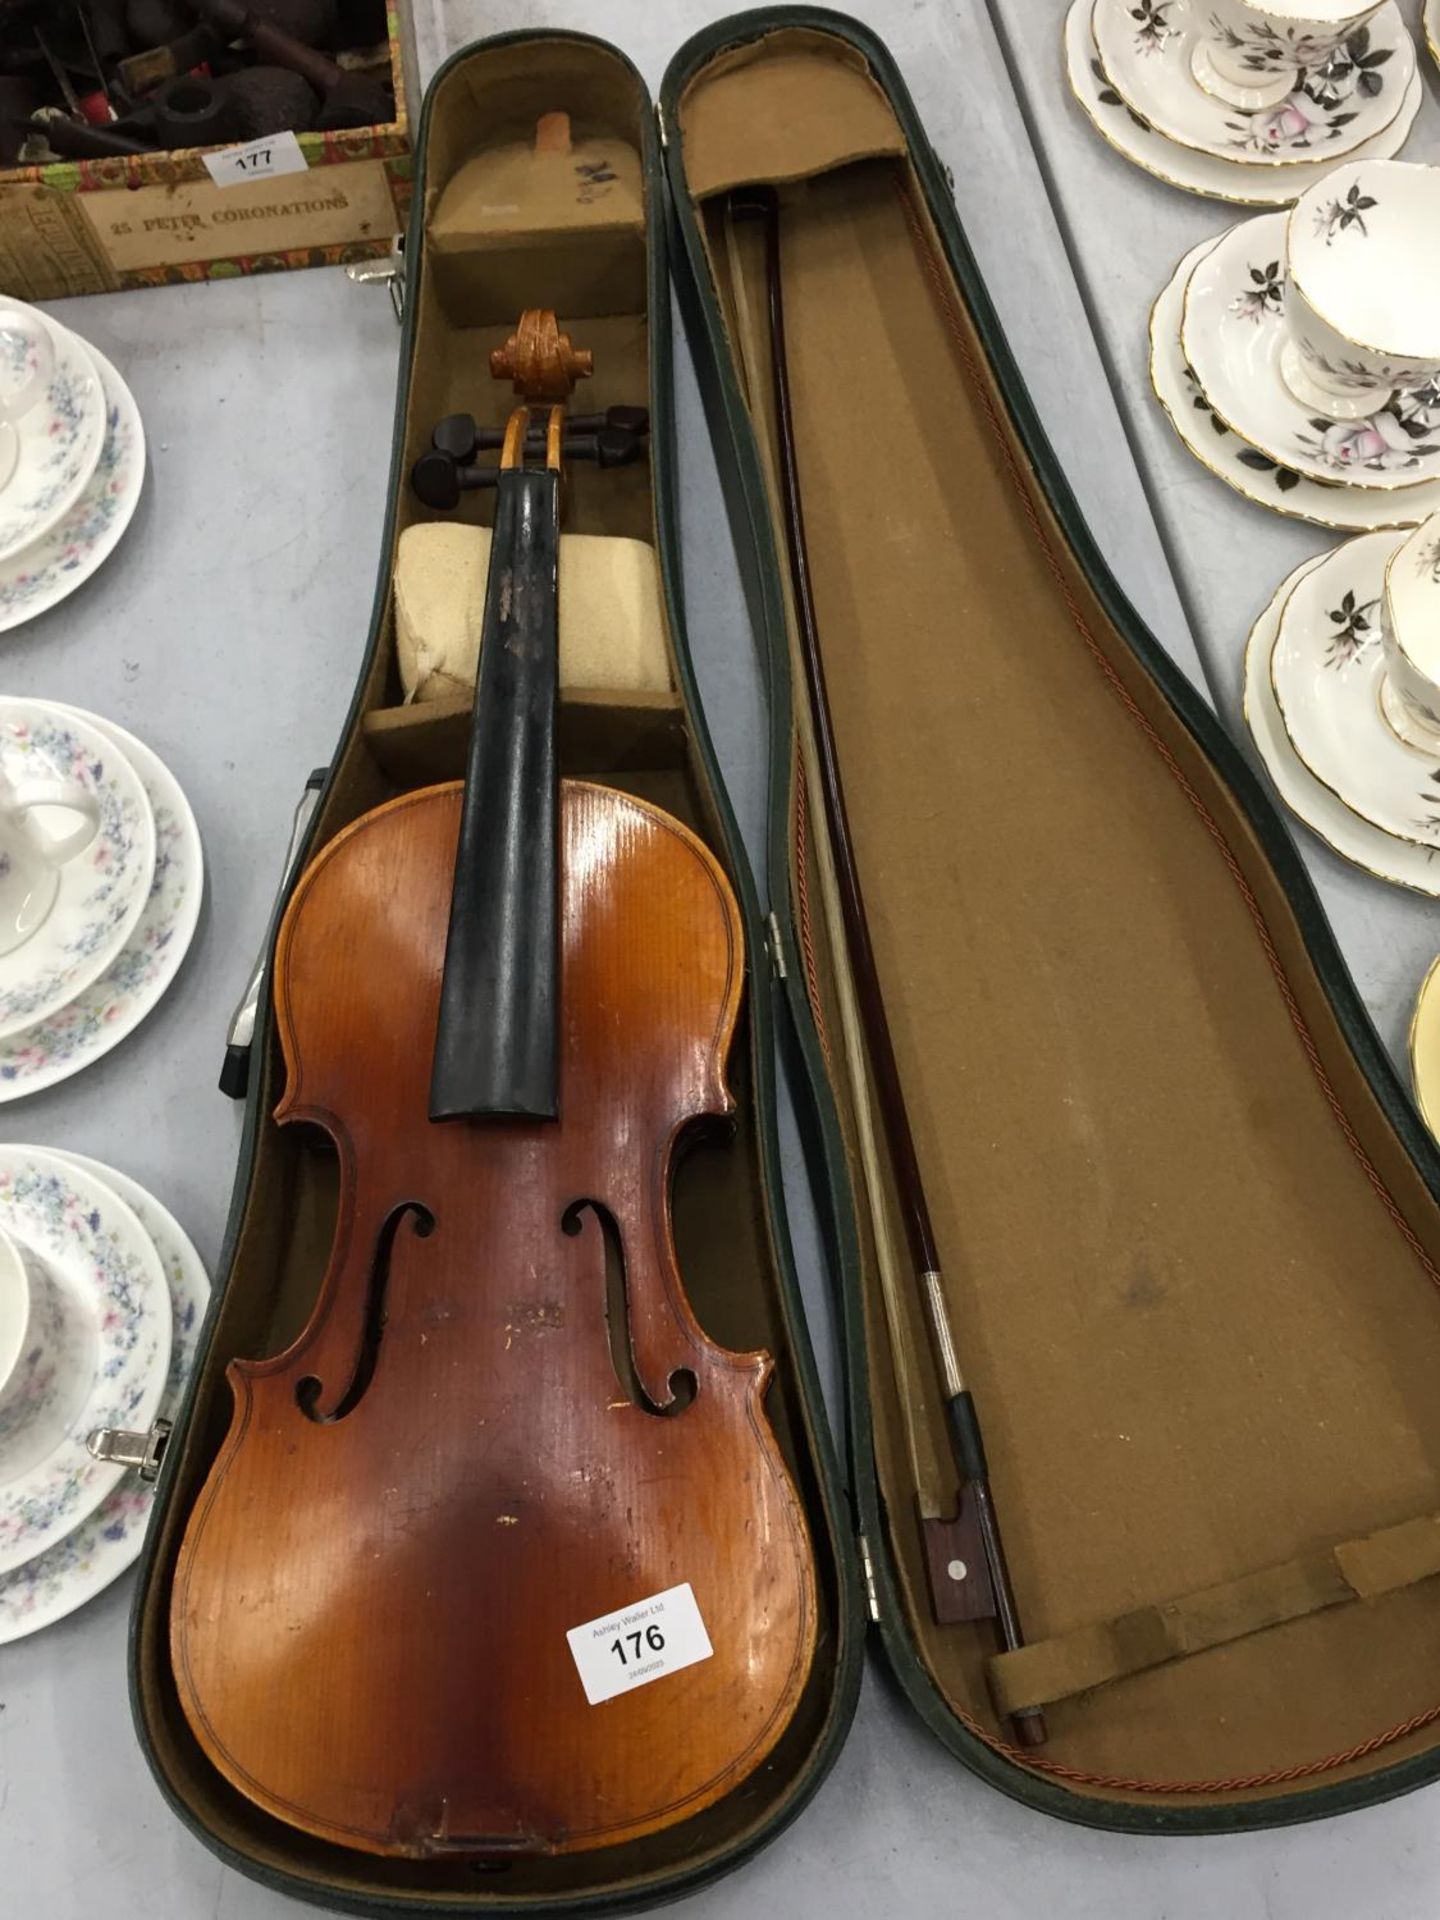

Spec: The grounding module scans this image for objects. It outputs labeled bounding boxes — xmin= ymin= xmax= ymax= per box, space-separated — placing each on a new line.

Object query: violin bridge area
xmin=135 ymin=35 xmax=847 ymax=1906
xmin=683 ymin=30 xmax=1440 ymax=1813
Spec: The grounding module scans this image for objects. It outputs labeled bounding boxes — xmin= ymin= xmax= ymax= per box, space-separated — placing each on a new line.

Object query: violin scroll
xmin=490 ymin=309 xmax=593 ymax=401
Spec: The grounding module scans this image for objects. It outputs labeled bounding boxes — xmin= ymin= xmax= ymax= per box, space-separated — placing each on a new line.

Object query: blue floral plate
xmin=0 ymin=1152 xmax=207 ymax=1642
xmin=0 ymin=1146 xmax=170 ymax=1576
xmin=0 ymin=699 xmax=156 ymax=1042
xmin=0 ymin=318 xmax=104 ymax=567
xmin=0 ymin=328 xmax=145 ymax=636
xmin=0 ymin=706 xmax=202 ymax=1101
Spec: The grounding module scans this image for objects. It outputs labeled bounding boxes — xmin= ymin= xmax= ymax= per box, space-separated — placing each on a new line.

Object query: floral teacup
xmin=1380 ymin=513 xmax=1440 ymax=752
xmin=0 ymin=760 xmax=101 ymax=961
xmin=1282 ymin=160 xmax=1440 ymax=423
xmin=0 ymin=300 xmax=56 ymax=495
xmin=0 ymin=1225 xmax=91 ymax=1482
xmin=1191 ymin=0 xmax=1384 ymax=112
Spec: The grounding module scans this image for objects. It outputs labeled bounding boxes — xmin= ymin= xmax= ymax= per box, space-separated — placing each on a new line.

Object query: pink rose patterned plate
xmin=0 ymin=699 xmax=155 ymax=1042
xmin=1182 ymin=211 xmax=1440 ymax=493
xmin=0 ymin=1152 xmax=207 ymax=1643
xmin=1151 ymin=234 xmax=1440 ymax=529
xmin=0 ymin=706 xmax=201 ymax=1101
xmin=1092 ymin=0 xmax=1412 ymax=167
xmin=0 ymin=329 xmax=145 ymax=636
xmin=1065 ymin=0 xmax=1423 ymax=209
xmin=0 ymin=1145 xmax=171 ymax=1575
xmin=1243 ymin=555 xmax=1440 ymax=893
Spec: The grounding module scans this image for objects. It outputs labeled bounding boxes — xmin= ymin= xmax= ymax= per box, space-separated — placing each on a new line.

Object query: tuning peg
xmin=431 ymin=413 xmax=480 ymax=462
xmin=570 ymin=426 xmax=646 ymax=469
xmin=411 ymin=450 xmax=497 ymax=512
xmin=428 ymin=406 xmax=649 ymax=465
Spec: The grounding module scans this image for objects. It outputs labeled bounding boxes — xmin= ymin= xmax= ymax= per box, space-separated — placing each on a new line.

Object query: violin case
xmin=128 ymin=9 xmax=1440 ymax=1911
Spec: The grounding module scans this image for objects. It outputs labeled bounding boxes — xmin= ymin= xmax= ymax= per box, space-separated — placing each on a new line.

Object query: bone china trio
xmin=1070 ymin=0 xmax=1440 ymax=1130
xmin=0 ymin=293 xmax=207 ymax=1641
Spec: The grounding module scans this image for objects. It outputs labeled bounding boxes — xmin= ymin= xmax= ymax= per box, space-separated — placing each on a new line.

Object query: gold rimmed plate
xmin=1092 ymin=0 xmax=1412 ymax=168
xmin=1183 ymin=211 xmax=1440 ymax=493
xmin=1150 ymin=235 xmax=1440 ymax=528
xmin=1065 ymin=0 xmax=1423 ymax=208
xmin=1243 ymin=553 xmax=1440 ymax=893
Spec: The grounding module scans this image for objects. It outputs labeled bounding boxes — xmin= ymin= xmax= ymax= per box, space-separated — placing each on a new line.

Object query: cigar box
xmin=0 ymin=4 xmax=416 ymax=301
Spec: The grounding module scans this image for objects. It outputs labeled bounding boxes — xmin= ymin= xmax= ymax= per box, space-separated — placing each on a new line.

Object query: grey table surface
xmin=3 ymin=1 xmax=1440 ymax=1915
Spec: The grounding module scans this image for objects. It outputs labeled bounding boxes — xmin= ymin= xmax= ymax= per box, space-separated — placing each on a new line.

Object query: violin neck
xmin=428 ymin=464 xmax=561 ymax=1122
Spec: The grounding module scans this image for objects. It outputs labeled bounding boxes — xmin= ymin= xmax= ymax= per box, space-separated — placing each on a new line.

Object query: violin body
xmin=172 ymin=777 xmax=816 ymax=1858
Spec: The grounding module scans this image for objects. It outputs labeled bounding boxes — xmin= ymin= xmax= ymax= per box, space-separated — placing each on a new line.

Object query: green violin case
xmin=127 ymin=12 xmax=1440 ymax=1914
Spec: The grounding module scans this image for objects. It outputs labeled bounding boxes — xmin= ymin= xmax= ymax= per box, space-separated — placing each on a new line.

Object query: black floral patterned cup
xmin=1381 ymin=513 xmax=1440 ymax=753
xmin=1282 ymin=160 xmax=1440 ymax=425
xmin=1191 ymin=0 xmax=1384 ymax=112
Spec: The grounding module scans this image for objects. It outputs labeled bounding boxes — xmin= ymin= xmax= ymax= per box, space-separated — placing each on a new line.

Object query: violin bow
xmin=729 ymin=184 xmax=1046 ymax=1748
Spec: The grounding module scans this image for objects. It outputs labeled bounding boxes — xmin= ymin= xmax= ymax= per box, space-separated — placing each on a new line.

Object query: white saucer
xmin=0 ymin=1152 xmax=208 ymax=1643
xmin=1426 ymin=0 xmax=1439 ymax=74
xmin=0 ymin=709 xmax=202 ymax=1101
xmin=0 ymin=320 xmax=105 ymax=567
xmin=1243 ymin=554 xmax=1440 ymax=892
xmin=1151 ymin=234 xmax=1440 ymax=528
xmin=1266 ymin=527 xmax=1440 ymax=850
xmin=1093 ymin=0 xmax=1412 ymax=165
xmin=1065 ymin=0 xmax=1423 ymax=207
xmin=0 ymin=1145 xmax=171 ymax=1575
xmin=1183 ymin=212 xmax=1440 ymax=490
xmin=0 ymin=700 xmax=156 ymax=1041
xmin=0 ymin=333 xmax=145 ymax=636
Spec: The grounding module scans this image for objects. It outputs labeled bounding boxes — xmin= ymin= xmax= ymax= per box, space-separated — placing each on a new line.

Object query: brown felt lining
xmin=132 ymin=35 xmax=843 ymax=1906
xmin=680 ymin=30 xmax=1440 ymax=1806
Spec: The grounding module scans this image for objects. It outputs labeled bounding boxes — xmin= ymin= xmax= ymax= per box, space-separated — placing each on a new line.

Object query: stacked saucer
xmin=1245 ymin=513 xmax=1440 ymax=891
xmin=0 ymin=1143 xmax=209 ymax=1642
xmin=0 ymin=296 xmax=146 ymax=635
xmin=1066 ymin=0 xmax=1421 ymax=205
xmin=0 ymin=697 xmax=203 ymax=1100
xmin=1152 ymin=158 xmax=1440 ymax=528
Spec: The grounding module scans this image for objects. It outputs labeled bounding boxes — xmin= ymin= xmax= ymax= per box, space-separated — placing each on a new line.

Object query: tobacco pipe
xmin=150 ymin=68 xmax=233 ymax=141
xmin=194 ymin=0 xmax=387 ymax=126
xmin=217 ymin=63 xmax=316 ymax=134
xmin=0 ymin=73 xmax=37 ymax=162
xmin=116 ymin=23 xmax=224 ymax=94
xmin=412 ymin=426 xmax=646 ymax=512
xmin=28 ymin=103 xmax=154 ymax=153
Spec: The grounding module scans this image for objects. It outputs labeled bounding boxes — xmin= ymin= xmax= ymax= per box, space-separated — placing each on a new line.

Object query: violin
xmin=170 ymin=312 xmax=818 ymax=1859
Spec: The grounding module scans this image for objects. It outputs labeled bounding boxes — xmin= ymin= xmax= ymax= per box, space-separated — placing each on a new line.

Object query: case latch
xmin=765 ymin=910 xmax=789 ymax=980
xmin=858 ymin=1533 xmax=882 ymax=1624
xmin=87 ymin=1417 xmax=172 ymax=1483
xmin=345 ymin=233 xmax=406 ymax=322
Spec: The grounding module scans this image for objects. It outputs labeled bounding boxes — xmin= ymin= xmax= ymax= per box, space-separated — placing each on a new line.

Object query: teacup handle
xmin=3 ymin=778 xmax=101 ymax=865
xmin=0 ymin=305 xmax=56 ymax=429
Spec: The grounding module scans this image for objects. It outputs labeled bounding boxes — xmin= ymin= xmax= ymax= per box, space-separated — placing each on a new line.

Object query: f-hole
xmin=296 ymin=1200 xmax=436 ymax=1423
xmin=561 ymin=1199 xmax=696 ymax=1417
